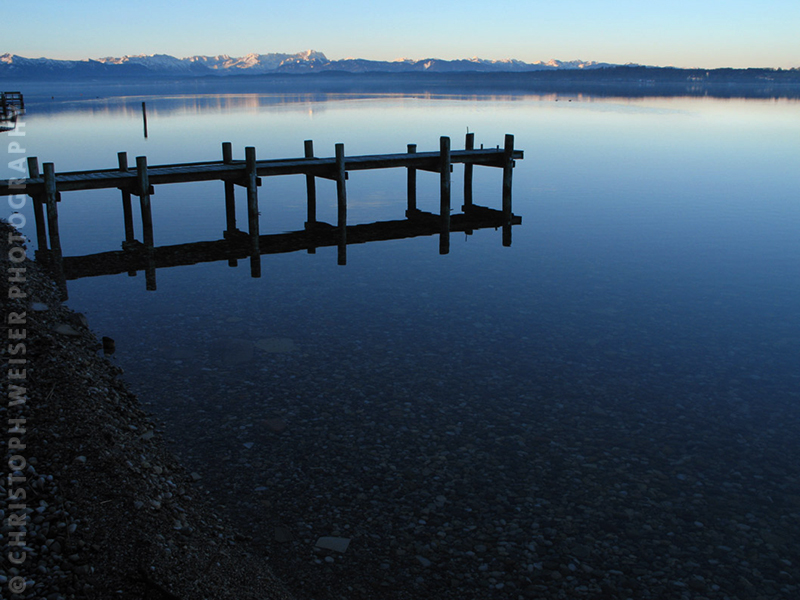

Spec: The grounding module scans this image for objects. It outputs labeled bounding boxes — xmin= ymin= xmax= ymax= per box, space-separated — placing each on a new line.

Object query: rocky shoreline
xmin=1 ymin=222 xmax=294 ymax=599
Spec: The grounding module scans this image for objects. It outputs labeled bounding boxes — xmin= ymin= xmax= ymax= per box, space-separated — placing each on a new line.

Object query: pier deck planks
xmin=0 ymin=148 xmax=522 ymax=196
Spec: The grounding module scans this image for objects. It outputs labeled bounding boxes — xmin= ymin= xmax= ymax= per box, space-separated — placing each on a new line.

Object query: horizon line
xmin=2 ymin=51 xmax=797 ymax=71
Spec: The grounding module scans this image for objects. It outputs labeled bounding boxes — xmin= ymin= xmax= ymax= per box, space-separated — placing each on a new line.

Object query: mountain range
xmin=0 ymin=50 xmax=617 ymax=78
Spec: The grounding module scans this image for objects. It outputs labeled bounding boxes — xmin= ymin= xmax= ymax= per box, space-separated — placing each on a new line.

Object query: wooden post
xmin=221 ymin=142 xmax=238 ymax=266
xmin=502 ymin=134 xmax=514 ymax=218
xmin=304 ymin=139 xmax=317 ymax=227
xmin=464 ymin=132 xmax=474 ymax=209
xmin=117 ymin=152 xmax=137 ymax=276
xmin=42 ymin=162 xmax=67 ymax=298
xmin=42 ymin=162 xmax=62 ymax=260
xmin=245 ymin=146 xmax=261 ymax=278
xmin=406 ymin=143 xmax=417 ymax=217
xmin=222 ymin=143 xmax=236 ymax=227
xmin=27 ymin=157 xmax=48 ymax=253
xmin=439 ymin=136 xmax=451 ymax=255
xmin=502 ymin=134 xmax=515 ymax=247
xmin=118 ymin=152 xmax=136 ymax=244
xmin=222 ymin=141 xmax=233 ymax=164
xmin=142 ymin=101 xmax=148 ymax=138
xmin=335 ymin=143 xmax=347 ymax=266
xmin=304 ymin=140 xmax=317 ymax=254
xmin=136 ymin=156 xmax=154 ymax=250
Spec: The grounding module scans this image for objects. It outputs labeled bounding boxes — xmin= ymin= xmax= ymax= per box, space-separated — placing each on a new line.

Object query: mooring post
xmin=245 ymin=146 xmax=261 ymax=277
xmin=439 ymin=136 xmax=451 ymax=255
xmin=464 ymin=132 xmax=474 ymax=209
xmin=27 ymin=157 xmax=48 ymax=253
xmin=142 ymin=101 xmax=148 ymax=139
xmin=406 ymin=143 xmax=417 ymax=217
xmin=136 ymin=156 xmax=154 ymax=250
xmin=502 ymin=134 xmax=515 ymax=247
xmin=117 ymin=152 xmax=136 ymax=244
xmin=335 ymin=143 xmax=347 ymax=265
xmin=42 ymin=162 xmax=62 ymax=261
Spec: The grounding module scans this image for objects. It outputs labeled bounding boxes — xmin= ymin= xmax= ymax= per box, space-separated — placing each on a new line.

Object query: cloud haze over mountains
xmin=0 ymin=50 xmax=616 ymax=77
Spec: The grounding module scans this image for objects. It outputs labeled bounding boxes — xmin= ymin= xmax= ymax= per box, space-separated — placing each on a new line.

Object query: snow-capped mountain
xmin=0 ymin=51 xmax=614 ymax=78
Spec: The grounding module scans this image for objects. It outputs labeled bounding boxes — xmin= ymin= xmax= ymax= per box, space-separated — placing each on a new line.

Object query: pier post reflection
xmin=53 ymin=195 xmax=522 ymax=292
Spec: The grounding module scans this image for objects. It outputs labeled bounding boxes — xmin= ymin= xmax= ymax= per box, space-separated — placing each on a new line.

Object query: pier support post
xmin=304 ymin=140 xmax=317 ymax=227
xmin=304 ymin=140 xmax=317 ymax=254
xmin=222 ymin=142 xmax=236 ymax=232
xmin=136 ymin=156 xmax=156 ymax=289
xmin=245 ymin=146 xmax=261 ymax=278
xmin=136 ymin=156 xmax=154 ymax=251
xmin=117 ymin=152 xmax=136 ymax=245
xmin=406 ymin=144 xmax=417 ymax=217
xmin=27 ymin=157 xmax=48 ymax=254
xmin=221 ymin=142 xmax=238 ymax=266
xmin=335 ymin=143 xmax=347 ymax=265
xmin=42 ymin=162 xmax=62 ymax=260
xmin=43 ymin=162 xmax=67 ymax=298
xmin=502 ymin=134 xmax=515 ymax=247
xmin=117 ymin=152 xmax=137 ymax=276
xmin=439 ymin=136 xmax=451 ymax=255
xmin=464 ymin=132 xmax=474 ymax=209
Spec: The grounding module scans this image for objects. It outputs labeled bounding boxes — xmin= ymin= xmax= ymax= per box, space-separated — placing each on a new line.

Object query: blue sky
xmin=5 ymin=0 xmax=798 ymax=68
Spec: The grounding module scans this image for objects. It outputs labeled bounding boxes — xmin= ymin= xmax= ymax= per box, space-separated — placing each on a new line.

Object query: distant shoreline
xmin=4 ymin=67 xmax=800 ymax=104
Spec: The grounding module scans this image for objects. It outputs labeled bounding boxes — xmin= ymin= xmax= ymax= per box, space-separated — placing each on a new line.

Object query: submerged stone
xmin=315 ymin=537 xmax=350 ymax=553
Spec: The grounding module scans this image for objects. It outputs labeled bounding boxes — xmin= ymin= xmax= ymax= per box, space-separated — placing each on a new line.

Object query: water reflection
xmin=53 ymin=199 xmax=521 ymax=295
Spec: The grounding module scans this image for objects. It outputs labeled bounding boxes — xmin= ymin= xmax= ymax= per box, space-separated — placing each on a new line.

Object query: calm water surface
xmin=10 ymin=91 xmax=800 ymax=598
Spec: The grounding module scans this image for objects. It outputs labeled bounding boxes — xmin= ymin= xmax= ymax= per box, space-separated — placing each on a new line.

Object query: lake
xmin=9 ymin=88 xmax=800 ymax=598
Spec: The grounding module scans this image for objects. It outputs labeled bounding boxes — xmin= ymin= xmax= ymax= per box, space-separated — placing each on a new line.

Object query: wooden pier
xmin=1 ymin=133 xmax=523 ymax=286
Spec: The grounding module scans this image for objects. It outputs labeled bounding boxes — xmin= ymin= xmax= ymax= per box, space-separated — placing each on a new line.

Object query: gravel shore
xmin=1 ymin=222 xmax=294 ymax=599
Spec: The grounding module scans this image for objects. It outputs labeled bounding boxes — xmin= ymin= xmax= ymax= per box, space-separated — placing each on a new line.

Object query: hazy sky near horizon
xmin=4 ymin=0 xmax=798 ymax=69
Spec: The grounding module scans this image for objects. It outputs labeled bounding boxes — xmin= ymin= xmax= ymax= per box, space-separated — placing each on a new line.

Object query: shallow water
xmin=8 ymin=90 xmax=800 ymax=598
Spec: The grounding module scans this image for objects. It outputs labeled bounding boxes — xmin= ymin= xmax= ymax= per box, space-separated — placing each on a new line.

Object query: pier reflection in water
xmin=56 ymin=199 xmax=522 ymax=293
